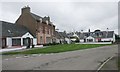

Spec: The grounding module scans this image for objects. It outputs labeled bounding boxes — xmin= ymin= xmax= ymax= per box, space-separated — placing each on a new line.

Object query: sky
xmin=0 ymin=0 xmax=119 ymax=34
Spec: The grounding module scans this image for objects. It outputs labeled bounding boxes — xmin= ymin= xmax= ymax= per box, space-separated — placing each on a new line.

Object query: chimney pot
xmin=21 ymin=6 xmax=30 ymax=14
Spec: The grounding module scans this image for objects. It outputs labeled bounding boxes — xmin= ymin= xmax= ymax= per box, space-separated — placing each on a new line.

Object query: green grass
xmin=2 ymin=44 xmax=111 ymax=55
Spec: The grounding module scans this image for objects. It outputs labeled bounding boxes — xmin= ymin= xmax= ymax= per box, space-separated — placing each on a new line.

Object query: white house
xmin=79 ymin=29 xmax=116 ymax=43
xmin=86 ymin=36 xmax=95 ymax=42
xmin=1 ymin=21 xmax=37 ymax=48
xmin=55 ymin=31 xmax=71 ymax=44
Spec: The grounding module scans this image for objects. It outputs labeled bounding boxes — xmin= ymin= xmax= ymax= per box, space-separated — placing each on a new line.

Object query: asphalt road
xmin=2 ymin=45 xmax=118 ymax=70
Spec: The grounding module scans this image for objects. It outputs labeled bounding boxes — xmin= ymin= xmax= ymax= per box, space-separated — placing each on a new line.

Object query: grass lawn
xmin=2 ymin=44 xmax=111 ymax=55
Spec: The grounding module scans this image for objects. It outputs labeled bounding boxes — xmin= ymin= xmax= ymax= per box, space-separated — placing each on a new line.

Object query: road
xmin=2 ymin=45 xmax=118 ymax=70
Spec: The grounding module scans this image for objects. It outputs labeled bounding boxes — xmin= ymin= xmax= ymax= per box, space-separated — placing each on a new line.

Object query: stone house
xmin=16 ymin=6 xmax=55 ymax=45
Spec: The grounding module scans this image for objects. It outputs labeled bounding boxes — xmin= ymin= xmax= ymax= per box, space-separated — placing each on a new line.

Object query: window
xmin=47 ymin=29 xmax=49 ymax=34
xmin=87 ymin=39 xmax=93 ymax=42
xmin=12 ymin=38 xmax=21 ymax=46
xmin=40 ymin=36 xmax=43 ymax=44
xmin=52 ymin=29 xmax=53 ymax=35
xmin=43 ymin=26 xmax=45 ymax=33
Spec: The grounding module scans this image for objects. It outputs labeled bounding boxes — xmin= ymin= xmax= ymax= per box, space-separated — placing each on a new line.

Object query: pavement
xmin=0 ymin=45 xmax=43 ymax=53
xmin=0 ymin=47 xmax=26 ymax=53
xmin=100 ymin=56 xmax=118 ymax=70
xmin=2 ymin=45 xmax=118 ymax=70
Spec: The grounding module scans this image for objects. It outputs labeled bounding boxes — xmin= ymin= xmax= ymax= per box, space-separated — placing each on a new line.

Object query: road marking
xmin=96 ymin=56 xmax=114 ymax=72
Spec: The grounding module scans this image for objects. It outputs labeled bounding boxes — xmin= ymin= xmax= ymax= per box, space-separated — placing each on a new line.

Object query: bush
xmin=32 ymin=45 xmax=35 ymax=48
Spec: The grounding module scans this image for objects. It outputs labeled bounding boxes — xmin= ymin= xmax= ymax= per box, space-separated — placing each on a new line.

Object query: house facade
xmin=55 ymin=31 xmax=71 ymax=44
xmin=79 ymin=30 xmax=116 ymax=43
xmin=16 ymin=6 xmax=55 ymax=45
xmin=67 ymin=29 xmax=115 ymax=43
xmin=1 ymin=21 xmax=37 ymax=48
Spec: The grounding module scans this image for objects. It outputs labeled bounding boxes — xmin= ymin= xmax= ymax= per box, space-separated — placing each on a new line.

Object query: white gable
xmin=86 ymin=36 xmax=94 ymax=39
xmin=73 ymin=33 xmax=79 ymax=38
xmin=22 ymin=32 xmax=34 ymax=38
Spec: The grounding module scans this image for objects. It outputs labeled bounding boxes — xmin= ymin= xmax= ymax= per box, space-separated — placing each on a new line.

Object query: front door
xmin=2 ymin=38 xmax=6 ymax=48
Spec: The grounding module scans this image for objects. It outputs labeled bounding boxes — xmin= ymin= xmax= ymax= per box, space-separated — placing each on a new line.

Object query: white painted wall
xmin=22 ymin=32 xmax=37 ymax=45
xmin=71 ymin=38 xmax=76 ymax=41
xmin=113 ymin=33 xmax=116 ymax=42
xmin=80 ymin=39 xmax=84 ymax=42
xmin=101 ymin=38 xmax=113 ymax=41
xmin=21 ymin=38 xmax=23 ymax=46
xmin=55 ymin=38 xmax=60 ymax=43
xmin=33 ymin=38 xmax=37 ymax=45
xmin=6 ymin=37 xmax=12 ymax=47
xmin=22 ymin=32 xmax=34 ymax=38
xmin=65 ymin=38 xmax=71 ymax=44
xmin=86 ymin=36 xmax=95 ymax=42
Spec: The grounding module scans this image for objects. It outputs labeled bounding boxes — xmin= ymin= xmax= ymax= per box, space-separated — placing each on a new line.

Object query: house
xmin=1 ymin=21 xmax=37 ymax=48
xmin=79 ymin=29 xmax=116 ymax=43
xmin=16 ymin=6 xmax=55 ymax=45
xmin=67 ymin=32 xmax=80 ymax=42
xmin=55 ymin=31 xmax=71 ymax=44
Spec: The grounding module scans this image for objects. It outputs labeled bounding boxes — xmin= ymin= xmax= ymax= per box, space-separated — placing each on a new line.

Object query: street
xmin=2 ymin=45 xmax=118 ymax=70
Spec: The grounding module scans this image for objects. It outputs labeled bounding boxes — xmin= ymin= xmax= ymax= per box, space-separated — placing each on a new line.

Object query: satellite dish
xmin=8 ymin=30 xmax=11 ymax=33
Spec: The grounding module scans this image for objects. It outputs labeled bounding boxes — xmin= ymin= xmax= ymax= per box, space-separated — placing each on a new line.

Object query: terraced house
xmin=16 ymin=6 xmax=55 ymax=45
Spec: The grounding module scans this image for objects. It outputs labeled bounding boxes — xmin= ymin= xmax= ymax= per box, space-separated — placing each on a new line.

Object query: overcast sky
xmin=0 ymin=1 xmax=118 ymax=34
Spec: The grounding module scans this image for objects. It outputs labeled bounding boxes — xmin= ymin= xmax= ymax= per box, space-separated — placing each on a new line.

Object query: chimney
xmin=21 ymin=5 xmax=30 ymax=14
xmin=88 ymin=29 xmax=90 ymax=32
xmin=48 ymin=16 xmax=50 ymax=22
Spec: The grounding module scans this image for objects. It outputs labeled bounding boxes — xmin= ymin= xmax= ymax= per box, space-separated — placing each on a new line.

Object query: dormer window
xmin=36 ymin=19 xmax=40 ymax=22
xmin=39 ymin=18 xmax=42 ymax=23
xmin=46 ymin=20 xmax=48 ymax=25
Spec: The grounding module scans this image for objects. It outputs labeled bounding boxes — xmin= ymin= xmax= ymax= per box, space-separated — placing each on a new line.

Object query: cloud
xmin=0 ymin=2 xmax=118 ymax=34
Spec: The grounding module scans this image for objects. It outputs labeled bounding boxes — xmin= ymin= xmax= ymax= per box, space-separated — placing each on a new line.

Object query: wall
xmin=16 ymin=7 xmax=55 ymax=44
xmin=33 ymin=38 xmax=37 ymax=45
xmin=22 ymin=32 xmax=34 ymax=38
xmin=55 ymin=38 xmax=60 ymax=43
xmin=101 ymin=38 xmax=113 ymax=42
xmin=86 ymin=36 xmax=95 ymax=42
xmin=80 ymin=39 xmax=84 ymax=42
xmin=65 ymin=38 xmax=71 ymax=44
xmin=113 ymin=33 xmax=116 ymax=42
xmin=6 ymin=37 xmax=12 ymax=47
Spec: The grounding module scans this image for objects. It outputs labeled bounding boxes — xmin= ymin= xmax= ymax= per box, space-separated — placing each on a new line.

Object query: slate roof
xmin=30 ymin=13 xmax=55 ymax=26
xmin=59 ymin=32 xmax=68 ymax=38
xmin=79 ymin=31 xmax=114 ymax=39
xmin=1 ymin=21 xmax=34 ymax=37
xmin=55 ymin=31 xmax=62 ymax=39
xmin=67 ymin=30 xmax=114 ymax=39
xmin=30 ymin=13 xmax=42 ymax=20
xmin=55 ymin=31 xmax=68 ymax=39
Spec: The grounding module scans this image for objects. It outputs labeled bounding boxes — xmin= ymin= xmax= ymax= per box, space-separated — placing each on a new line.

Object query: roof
xmin=30 ymin=13 xmax=42 ymax=20
xmin=30 ymin=13 xmax=55 ymax=26
xmin=79 ymin=31 xmax=114 ymax=39
xmin=59 ymin=32 xmax=68 ymax=38
xmin=55 ymin=31 xmax=68 ymax=39
xmin=67 ymin=30 xmax=114 ymax=39
xmin=1 ymin=21 xmax=34 ymax=37
xmin=55 ymin=31 xmax=61 ymax=39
